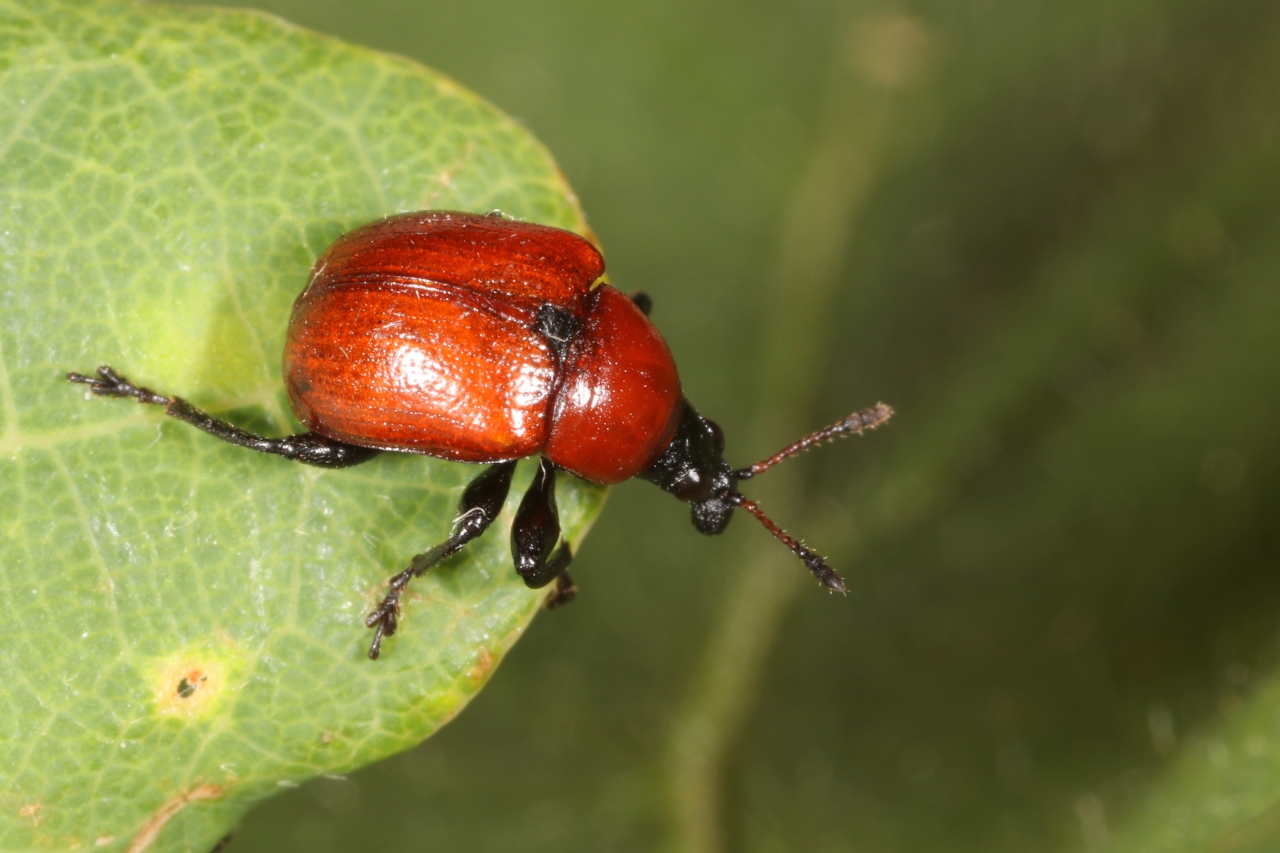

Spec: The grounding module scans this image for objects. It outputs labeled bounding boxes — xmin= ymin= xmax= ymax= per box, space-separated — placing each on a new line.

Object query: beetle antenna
xmin=727 ymin=493 xmax=845 ymax=593
xmin=733 ymin=403 xmax=893 ymax=481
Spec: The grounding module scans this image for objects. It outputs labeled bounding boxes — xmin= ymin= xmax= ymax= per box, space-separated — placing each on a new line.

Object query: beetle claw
xmin=366 ymin=572 xmax=411 ymax=658
xmin=364 ymin=604 xmax=387 ymax=629
xmin=365 ymin=594 xmax=399 ymax=628
xmin=366 ymin=602 xmax=400 ymax=659
xmin=367 ymin=621 xmax=387 ymax=660
xmin=67 ymin=365 xmax=169 ymax=405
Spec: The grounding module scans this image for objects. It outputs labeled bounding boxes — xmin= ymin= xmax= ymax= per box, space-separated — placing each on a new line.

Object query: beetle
xmin=69 ymin=211 xmax=892 ymax=659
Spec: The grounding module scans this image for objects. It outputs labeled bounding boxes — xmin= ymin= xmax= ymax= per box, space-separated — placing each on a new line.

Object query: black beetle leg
xmin=543 ymin=557 xmax=576 ymax=609
xmin=66 ymin=365 xmax=379 ymax=469
xmin=365 ymin=460 xmax=517 ymax=659
xmin=511 ymin=458 xmax=576 ymax=605
xmin=628 ymin=291 xmax=653 ymax=316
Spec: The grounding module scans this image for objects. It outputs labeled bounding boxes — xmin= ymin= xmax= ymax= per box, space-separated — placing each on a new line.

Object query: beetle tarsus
xmin=365 ymin=460 xmax=517 ymax=659
xmin=67 ymin=364 xmax=170 ymax=405
xmin=544 ymin=563 xmax=577 ymax=609
xmin=366 ymin=568 xmax=415 ymax=659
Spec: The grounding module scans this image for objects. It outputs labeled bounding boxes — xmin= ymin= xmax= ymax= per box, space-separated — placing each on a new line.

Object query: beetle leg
xmin=511 ymin=458 xmax=576 ymax=601
xmin=365 ymin=460 xmax=517 ymax=659
xmin=628 ymin=290 xmax=653 ymax=316
xmin=67 ymin=365 xmax=379 ymax=469
xmin=543 ymin=557 xmax=576 ymax=609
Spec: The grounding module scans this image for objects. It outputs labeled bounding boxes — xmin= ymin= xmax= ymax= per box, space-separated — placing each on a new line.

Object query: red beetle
xmin=69 ymin=211 xmax=891 ymax=658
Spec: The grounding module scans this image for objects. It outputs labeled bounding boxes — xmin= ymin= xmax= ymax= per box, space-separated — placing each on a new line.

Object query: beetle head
xmin=638 ymin=401 xmax=737 ymax=534
xmin=639 ymin=399 xmax=894 ymax=592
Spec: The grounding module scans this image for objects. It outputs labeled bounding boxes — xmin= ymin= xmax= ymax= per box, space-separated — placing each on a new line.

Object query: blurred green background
xmin=161 ymin=0 xmax=1280 ymax=850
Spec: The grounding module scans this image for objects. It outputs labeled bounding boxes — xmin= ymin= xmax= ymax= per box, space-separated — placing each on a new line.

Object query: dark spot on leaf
xmin=176 ymin=669 xmax=207 ymax=699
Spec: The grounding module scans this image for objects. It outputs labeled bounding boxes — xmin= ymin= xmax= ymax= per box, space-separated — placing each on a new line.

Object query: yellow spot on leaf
xmin=151 ymin=651 xmax=231 ymax=719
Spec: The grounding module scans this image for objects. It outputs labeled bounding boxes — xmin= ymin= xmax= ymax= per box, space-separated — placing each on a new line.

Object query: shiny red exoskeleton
xmin=69 ymin=210 xmax=892 ymax=659
xmin=284 ymin=212 xmax=682 ymax=484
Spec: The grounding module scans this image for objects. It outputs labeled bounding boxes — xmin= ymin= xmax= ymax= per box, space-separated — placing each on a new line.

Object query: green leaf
xmin=0 ymin=1 xmax=606 ymax=850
